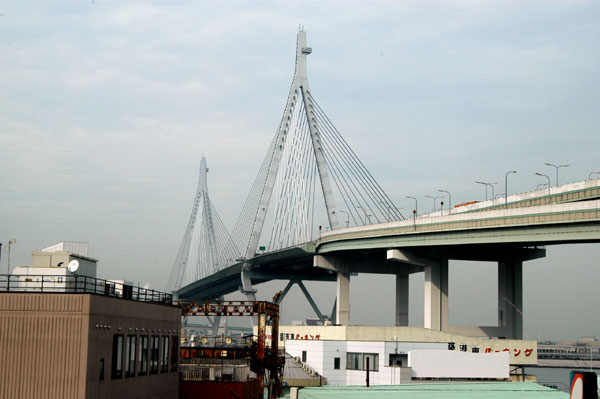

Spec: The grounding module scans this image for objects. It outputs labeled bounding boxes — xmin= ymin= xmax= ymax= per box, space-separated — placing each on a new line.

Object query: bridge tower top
xmin=294 ymin=30 xmax=311 ymax=88
xmin=230 ymin=30 xmax=403 ymax=261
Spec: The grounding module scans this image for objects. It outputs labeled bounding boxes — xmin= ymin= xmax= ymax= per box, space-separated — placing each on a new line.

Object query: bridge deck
xmin=177 ymin=197 xmax=600 ymax=300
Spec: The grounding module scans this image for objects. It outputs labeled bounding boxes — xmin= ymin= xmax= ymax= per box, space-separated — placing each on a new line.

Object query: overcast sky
xmin=1 ymin=1 xmax=599 ymax=340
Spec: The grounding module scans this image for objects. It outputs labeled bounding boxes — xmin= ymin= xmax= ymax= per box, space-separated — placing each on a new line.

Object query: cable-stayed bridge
xmin=168 ymin=30 xmax=600 ymax=339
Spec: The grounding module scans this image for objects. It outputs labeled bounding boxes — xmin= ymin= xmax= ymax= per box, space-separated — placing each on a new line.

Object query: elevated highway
xmin=177 ymin=180 xmax=600 ymax=339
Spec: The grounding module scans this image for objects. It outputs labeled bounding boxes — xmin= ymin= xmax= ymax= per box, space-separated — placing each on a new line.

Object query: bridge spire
xmin=167 ymin=156 xmax=240 ymax=293
xmin=231 ymin=30 xmax=404 ymax=261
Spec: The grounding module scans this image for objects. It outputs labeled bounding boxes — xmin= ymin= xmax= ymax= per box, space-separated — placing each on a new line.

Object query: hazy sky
xmin=1 ymin=1 xmax=599 ymax=340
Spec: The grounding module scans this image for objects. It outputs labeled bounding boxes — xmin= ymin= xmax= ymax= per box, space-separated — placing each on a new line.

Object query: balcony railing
xmin=0 ymin=273 xmax=172 ymax=304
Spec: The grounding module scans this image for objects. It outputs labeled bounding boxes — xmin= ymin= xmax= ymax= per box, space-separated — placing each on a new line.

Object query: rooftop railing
xmin=0 ymin=273 xmax=173 ymax=304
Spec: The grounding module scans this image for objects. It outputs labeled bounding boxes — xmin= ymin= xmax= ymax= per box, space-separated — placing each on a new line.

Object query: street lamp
xmin=475 ymin=181 xmax=498 ymax=201
xmin=536 ymin=183 xmax=548 ymax=190
xmin=589 ymin=172 xmax=600 ymax=180
xmin=339 ymin=210 xmax=350 ymax=228
xmin=476 ymin=181 xmax=489 ymax=201
xmin=535 ymin=173 xmax=551 ymax=193
xmin=505 ymin=171 xmax=517 ymax=208
xmin=406 ymin=196 xmax=418 ymax=215
xmin=545 ymin=163 xmax=569 ymax=187
xmin=438 ymin=189 xmax=452 ymax=214
xmin=425 ymin=195 xmax=443 ymax=212
xmin=7 ymin=238 xmax=16 ymax=275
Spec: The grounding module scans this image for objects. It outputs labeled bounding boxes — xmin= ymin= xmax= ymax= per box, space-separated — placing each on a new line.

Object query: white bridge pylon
xmin=167 ymin=156 xmax=241 ymax=293
xmin=231 ymin=30 xmax=404 ymax=267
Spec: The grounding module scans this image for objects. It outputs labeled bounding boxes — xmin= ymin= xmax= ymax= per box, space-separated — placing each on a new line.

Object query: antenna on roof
xmin=67 ymin=260 xmax=79 ymax=274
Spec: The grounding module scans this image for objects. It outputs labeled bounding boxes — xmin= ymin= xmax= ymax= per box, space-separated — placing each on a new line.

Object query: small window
xmin=347 ymin=352 xmax=379 ymax=371
xmin=111 ymin=335 xmax=124 ymax=379
xmin=363 ymin=353 xmax=379 ymax=371
xmin=99 ymin=358 xmax=104 ymax=381
xmin=161 ymin=336 xmax=169 ymax=373
xmin=389 ymin=353 xmax=407 ymax=367
xmin=347 ymin=352 xmax=362 ymax=370
xmin=334 ymin=357 xmax=340 ymax=370
xmin=150 ymin=336 xmax=159 ymax=374
xmin=139 ymin=336 xmax=149 ymax=376
xmin=170 ymin=336 xmax=179 ymax=371
xmin=302 ymin=350 xmax=307 ymax=363
xmin=125 ymin=335 xmax=137 ymax=377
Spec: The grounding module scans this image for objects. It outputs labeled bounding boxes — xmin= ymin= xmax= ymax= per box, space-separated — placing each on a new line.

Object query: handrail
xmin=0 ymin=273 xmax=173 ymax=304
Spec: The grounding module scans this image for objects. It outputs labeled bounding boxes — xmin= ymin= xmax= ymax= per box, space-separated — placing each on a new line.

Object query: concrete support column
xmin=424 ymin=259 xmax=448 ymax=331
xmin=395 ymin=274 xmax=409 ymax=326
xmin=336 ymin=271 xmax=350 ymax=325
xmin=498 ymin=259 xmax=523 ymax=339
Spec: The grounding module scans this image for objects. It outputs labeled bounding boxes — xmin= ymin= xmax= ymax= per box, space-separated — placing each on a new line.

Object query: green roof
xmin=296 ymin=382 xmax=567 ymax=399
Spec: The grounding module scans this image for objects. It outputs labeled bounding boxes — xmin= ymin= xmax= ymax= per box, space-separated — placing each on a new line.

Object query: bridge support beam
xmin=395 ymin=273 xmax=409 ymax=326
xmin=498 ymin=259 xmax=523 ymax=339
xmin=336 ymin=272 xmax=350 ymax=325
xmin=424 ymin=259 xmax=449 ymax=331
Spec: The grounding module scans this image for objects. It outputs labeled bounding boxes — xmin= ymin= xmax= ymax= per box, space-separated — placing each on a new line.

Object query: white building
xmin=264 ymin=325 xmax=536 ymax=386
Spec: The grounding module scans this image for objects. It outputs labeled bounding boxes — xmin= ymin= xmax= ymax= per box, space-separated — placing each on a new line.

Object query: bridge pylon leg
xmin=395 ymin=273 xmax=409 ymax=326
xmin=498 ymin=259 xmax=523 ymax=339
xmin=336 ymin=272 xmax=350 ymax=325
xmin=424 ymin=259 xmax=448 ymax=331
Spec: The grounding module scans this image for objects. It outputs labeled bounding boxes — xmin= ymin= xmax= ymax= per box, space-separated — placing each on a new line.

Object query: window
xmin=99 ymin=358 xmax=104 ymax=381
xmin=347 ymin=352 xmax=362 ymax=370
xmin=334 ymin=357 xmax=340 ymax=370
xmin=111 ymin=335 xmax=124 ymax=379
xmin=150 ymin=336 xmax=159 ymax=374
xmin=125 ymin=335 xmax=137 ymax=377
xmin=302 ymin=351 xmax=307 ymax=363
xmin=363 ymin=353 xmax=379 ymax=371
xmin=389 ymin=353 xmax=407 ymax=367
xmin=170 ymin=336 xmax=179 ymax=371
xmin=161 ymin=336 xmax=169 ymax=372
xmin=347 ymin=352 xmax=378 ymax=371
xmin=139 ymin=336 xmax=149 ymax=376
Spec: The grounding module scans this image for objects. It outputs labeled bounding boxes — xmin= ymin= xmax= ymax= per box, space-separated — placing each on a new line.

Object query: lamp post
xmin=339 ymin=210 xmax=350 ymax=228
xmin=438 ymin=189 xmax=452 ymax=214
xmin=475 ymin=181 xmax=489 ymax=201
xmin=545 ymin=163 xmax=569 ymax=187
xmin=535 ymin=173 xmax=551 ymax=193
xmin=505 ymin=171 xmax=517 ymax=208
xmin=536 ymin=183 xmax=548 ymax=190
xmin=589 ymin=172 xmax=600 ymax=180
xmin=406 ymin=196 xmax=418 ymax=215
xmin=425 ymin=195 xmax=442 ymax=212
xmin=7 ymin=238 xmax=16 ymax=275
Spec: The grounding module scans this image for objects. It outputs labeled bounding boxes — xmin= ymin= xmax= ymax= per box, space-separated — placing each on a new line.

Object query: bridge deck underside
xmin=176 ymin=246 xmax=335 ymax=301
xmin=177 ymin=202 xmax=600 ymax=301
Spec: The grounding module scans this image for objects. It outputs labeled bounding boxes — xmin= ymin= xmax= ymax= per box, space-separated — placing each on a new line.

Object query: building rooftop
xmin=294 ymin=382 xmax=567 ymax=398
xmin=0 ymin=274 xmax=173 ymax=304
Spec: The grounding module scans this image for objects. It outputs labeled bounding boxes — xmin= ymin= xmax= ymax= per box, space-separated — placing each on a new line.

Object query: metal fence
xmin=0 ymin=273 xmax=173 ymax=303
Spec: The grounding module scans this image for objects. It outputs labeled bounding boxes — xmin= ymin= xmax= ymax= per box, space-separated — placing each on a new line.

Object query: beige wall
xmin=0 ymin=294 xmax=90 ymax=399
xmin=0 ymin=293 xmax=181 ymax=399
